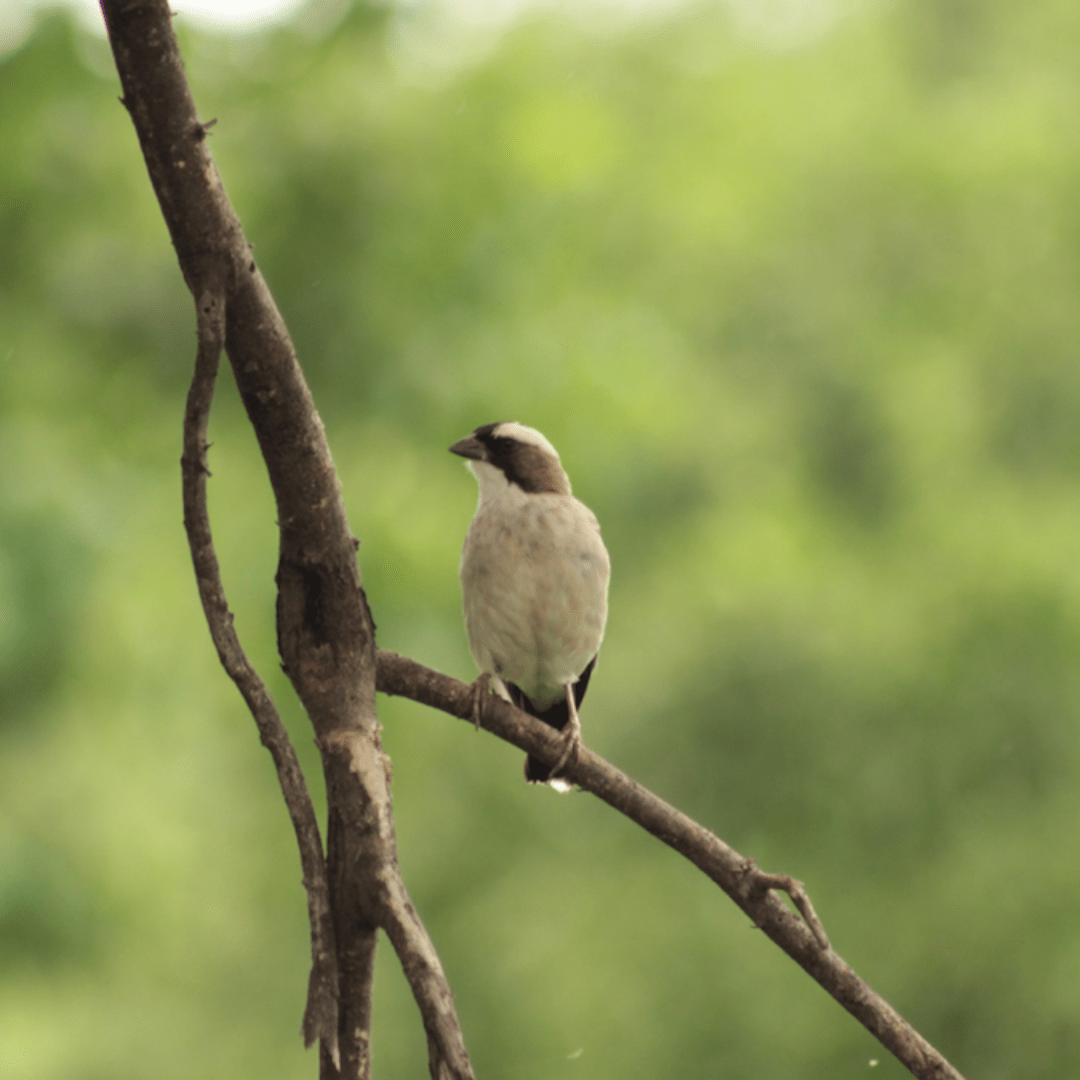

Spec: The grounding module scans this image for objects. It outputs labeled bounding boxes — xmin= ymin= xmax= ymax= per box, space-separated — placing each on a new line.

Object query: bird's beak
xmin=449 ymin=435 xmax=485 ymax=461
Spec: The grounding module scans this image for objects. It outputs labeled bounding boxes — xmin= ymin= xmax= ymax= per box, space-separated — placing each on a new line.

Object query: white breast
xmin=461 ymin=485 xmax=610 ymax=711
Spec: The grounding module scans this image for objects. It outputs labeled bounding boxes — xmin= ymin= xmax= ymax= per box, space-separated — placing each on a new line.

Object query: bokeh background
xmin=4 ymin=0 xmax=1080 ymax=1076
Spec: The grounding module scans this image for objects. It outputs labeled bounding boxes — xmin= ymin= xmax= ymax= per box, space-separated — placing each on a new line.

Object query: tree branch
xmin=101 ymin=1 xmax=964 ymax=1076
xmin=376 ymin=649 xmax=967 ymax=1080
xmin=181 ymin=281 xmax=340 ymax=1064
xmin=99 ymin=2 xmax=474 ymax=1076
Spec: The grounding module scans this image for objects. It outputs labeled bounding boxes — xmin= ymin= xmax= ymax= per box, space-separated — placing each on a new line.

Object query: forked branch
xmin=102 ymin=1 xmax=964 ymax=1078
xmin=100 ymin=1 xmax=473 ymax=1076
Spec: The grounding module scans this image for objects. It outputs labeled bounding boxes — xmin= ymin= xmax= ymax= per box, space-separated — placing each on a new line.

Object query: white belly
xmin=461 ymin=493 xmax=610 ymax=710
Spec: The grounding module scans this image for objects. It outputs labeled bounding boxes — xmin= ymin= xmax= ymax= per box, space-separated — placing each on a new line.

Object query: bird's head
xmin=450 ymin=422 xmax=572 ymax=498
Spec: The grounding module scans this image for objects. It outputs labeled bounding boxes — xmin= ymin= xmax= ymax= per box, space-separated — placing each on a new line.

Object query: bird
xmin=450 ymin=421 xmax=610 ymax=788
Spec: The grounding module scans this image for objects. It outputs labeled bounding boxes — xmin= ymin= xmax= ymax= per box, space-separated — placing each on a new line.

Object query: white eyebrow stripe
xmin=491 ymin=422 xmax=561 ymax=460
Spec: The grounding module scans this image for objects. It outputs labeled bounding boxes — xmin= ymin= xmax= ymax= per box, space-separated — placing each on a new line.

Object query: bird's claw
xmin=471 ymin=672 xmax=492 ymax=731
xmin=547 ymin=722 xmax=582 ymax=781
xmin=547 ymin=683 xmax=584 ymax=784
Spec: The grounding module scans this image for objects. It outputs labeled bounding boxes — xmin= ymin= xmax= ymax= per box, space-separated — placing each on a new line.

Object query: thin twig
xmin=375 ymin=649 xmax=967 ymax=1080
xmin=180 ymin=283 xmax=340 ymax=1066
xmin=378 ymin=878 xmax=475 ymax=1080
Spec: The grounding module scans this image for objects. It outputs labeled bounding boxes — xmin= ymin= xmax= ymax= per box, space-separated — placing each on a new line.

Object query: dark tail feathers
xmin=510 ymin=657 xmax=596 ymax=784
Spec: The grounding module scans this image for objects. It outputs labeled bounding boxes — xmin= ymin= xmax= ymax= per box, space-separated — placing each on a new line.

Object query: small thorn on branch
xmin=745 ymin=864 xmax=831 ymax=951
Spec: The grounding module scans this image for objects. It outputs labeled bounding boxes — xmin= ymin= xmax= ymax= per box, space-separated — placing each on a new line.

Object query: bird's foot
xmin=547 ymin=684 xmax=584 ymax=784
xmin=470 ymin=672 xmax=493 ymax=731
xmin=547 ymin=721 xmax=582 ymax=785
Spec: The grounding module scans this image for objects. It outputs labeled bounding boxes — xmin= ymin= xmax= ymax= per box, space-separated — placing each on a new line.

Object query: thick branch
xmin=376 ymin=649 xmax=967 ymax=1080
xmin=100 ymin=3 xmax=473 ymax=1076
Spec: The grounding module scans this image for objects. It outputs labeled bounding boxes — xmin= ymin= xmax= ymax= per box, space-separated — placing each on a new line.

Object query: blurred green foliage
xmin=4 ymin=0 xmax=1080 ymax=1076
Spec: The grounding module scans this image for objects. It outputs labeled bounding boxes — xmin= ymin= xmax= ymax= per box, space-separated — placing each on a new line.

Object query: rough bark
xmin=99 ymin=2 xmax=473 ymax=1076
